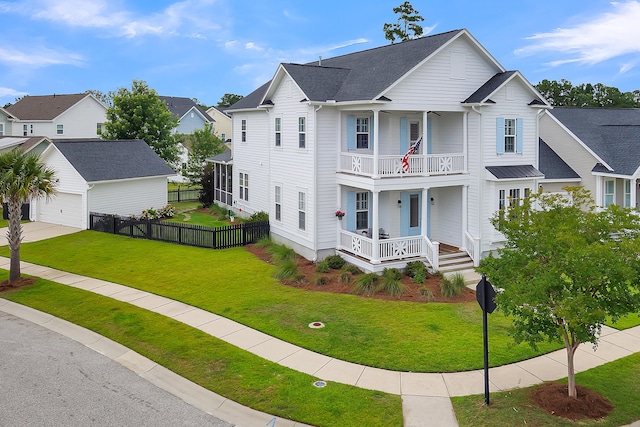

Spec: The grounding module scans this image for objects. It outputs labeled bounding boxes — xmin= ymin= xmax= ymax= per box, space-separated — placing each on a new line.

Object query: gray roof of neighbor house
xmin=158 ymin=96 xmax=214 ymax=122
xmin=549 ymin=107 xmax=640 ymax=176
xmin=5 ymin=94 xmax=91 ymax=120
xmin=538 ymin=138 xmax=580 ymax=180
xmin=51 ymin=139 xmax=175 ymax=183
xmin=0 ymin=136 xmax=50 ymax=153
xmin=230 ymin=29 xmax=479 ymax=109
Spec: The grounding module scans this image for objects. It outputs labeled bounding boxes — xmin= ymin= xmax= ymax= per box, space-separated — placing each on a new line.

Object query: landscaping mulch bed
xmin=245 ymin=244 xmax=476 ymax=303
xmin=0 ymin=277 xmax=36 ymax=292
xmin=530 ymin=382 xmax=614 ymax=421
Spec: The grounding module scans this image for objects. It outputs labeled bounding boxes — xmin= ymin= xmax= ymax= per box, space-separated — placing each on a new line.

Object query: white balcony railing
xmin=340 ymin=153 xmax=465 ymax=178
xmin=339 ymin=230 xmax=440 ymax=268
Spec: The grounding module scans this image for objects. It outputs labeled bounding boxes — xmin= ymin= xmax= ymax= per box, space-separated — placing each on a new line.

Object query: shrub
xmin=268 ymin=243 xmax=296 ymax=263
xmin=342 ymin=264 xmax=362 ymax=275
xmin=381 ymin=268 xmax=404 ymax=297
xmin=339 ymin=271 xmax=351 ymax=283
xmin=209 ymin=204 xmax=229 ymax=218
xmin=316 ymin=261 xmax=330 ymax=273
xmin=353 ymin=273 xmax=379 ymax=296
xmin=440 ymin=272 xmax=467 ymax=299
xmin=273 ymin=259 xmax=299 ymax=281
xmin=420 ymin=287 xmax=435 ymax=301
xmin=413 ymin=269 xmax=426 ymax=284
xmin=314 ymin=275 xmax=328 ymax=286
xmin=382 ymin=267 xmax=403 ymax=281
xmin=247 ymin=211 xmax=269 ymax=223
xmin=404 ymin=261 xmax=427 ymax=278
xmin=324 ymin=255 xmax=346 ymax=269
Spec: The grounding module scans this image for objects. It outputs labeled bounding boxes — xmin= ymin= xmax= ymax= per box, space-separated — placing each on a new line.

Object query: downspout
xmin=535 ymin=108 xmax=545 ymax=193
xmin=313 ymin=105 xmax=322 ymax=262
xmin=86 ymin=184 xmax=95 ymax=230
xmin=471 ymin=105 xmax=483 ymax=262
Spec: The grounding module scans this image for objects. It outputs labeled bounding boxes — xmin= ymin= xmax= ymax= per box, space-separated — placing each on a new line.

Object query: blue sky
xmin=2 ymin=0 xmax=640 ymax=107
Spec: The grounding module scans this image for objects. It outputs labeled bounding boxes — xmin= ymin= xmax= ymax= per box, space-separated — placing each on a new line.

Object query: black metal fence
xmin=168 ymin=188 xmax=200 ymax=203
xmin=89 ymin=212 xmax=269 ymax=249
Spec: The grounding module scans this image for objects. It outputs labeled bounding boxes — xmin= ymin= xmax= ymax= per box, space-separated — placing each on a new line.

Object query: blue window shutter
xmin=400 ymin=117 xmax=409 ymax=154
xmin=516 ymin=118 xmax=523 ymax=154
xmin=347 ymin=116 xmax=355 ymax=150
xmin=427 ymin=116 xmax=432 ymax=154
xmin=496 ymin=117 xmax=505 ymax=154
xmin=369 ymin=115 xmax=374 ymax=150
xmin=346 ymin=191 xmax=355 ymax=231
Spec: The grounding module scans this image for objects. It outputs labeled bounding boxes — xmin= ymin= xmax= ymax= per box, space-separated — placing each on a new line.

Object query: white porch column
xmin=421 ymin=187 xmax=429 ymax=249
xmin=460 ymin=185 xmax=468 ymax=251
xmin=371 ymin=190 xmax=380 ymax=264
xmin=631 ymin=178 xmax=638 ymax=209
xmin=596 ymin=176 xmax=603 ymax=207
xmin=463 ymin=111 xmax=468 ymax=173
xmin=372 ymin=109 xmax=380 ymax=178
xmin=423 ymin=110 xmax=429 ymax=174
xmin=336 ymin=184 xmax=342 ymax=251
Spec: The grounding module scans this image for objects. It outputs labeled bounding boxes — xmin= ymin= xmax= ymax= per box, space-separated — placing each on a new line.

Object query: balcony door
xmin=400 ymin=191 xmax=422 ymax=237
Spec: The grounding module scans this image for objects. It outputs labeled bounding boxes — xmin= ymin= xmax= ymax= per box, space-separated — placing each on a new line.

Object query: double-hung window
xmin=355 ymin=192 xmax=369 ymax=230
xmin=0 ymin=123 xmax=3 ymax=135
xmin=624 ymin=180 xmax=631 ymax=208
xmin=604 ymin=179 xmax=615 ymax=207
xmin=356 ymin=118 xmax=369 ymax=149
xmin=241 ymin=119 xmax=247 ymax=142
xmin=298 ymin=191 xmax=306 ymax=230
xmin=275 ymin=186 xmax=282 ymax=221
xmin=23 ymin=124 xmax=28 ymax=136
xmin=504 ymin=119 xmax=516 ymax=153
xmin=275 ymin=117 xmax=281 ymax=147
xmin=239 ymin=172 xmax=249 ymax=201
xmin=57 ymin=124 xmax=64 ymax=135
xmin=298 ymin=117 xmax=306 ymax=148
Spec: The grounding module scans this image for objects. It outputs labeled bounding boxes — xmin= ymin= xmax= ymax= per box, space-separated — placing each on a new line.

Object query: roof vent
xmin=318 ymin=56 xmax=322 ymax=66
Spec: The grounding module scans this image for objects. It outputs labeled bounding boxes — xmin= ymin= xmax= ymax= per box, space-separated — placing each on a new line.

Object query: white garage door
xmin=37 ymin=192 xmax=83 ymax=228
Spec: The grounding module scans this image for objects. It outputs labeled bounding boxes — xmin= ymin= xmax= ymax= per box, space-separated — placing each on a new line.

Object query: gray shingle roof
xmin=158 ymin=96 xmax=214 ymax=122
xmin=5 ymin=94 xmax=89 ymax=120
xmin=51 ymin=139 xmax=175 ymax=182
xmin=229 ymin=29 xmax=466 ymax=108
xmin=207 ymin=146 xmax=232 ymax=163
xmin=538 ymin=138 xmax=580 ymax=180
xmin=463 ymin=71 xmax=516 ymax=104
xmin=549 ymin=107 xmax=640 ymax=175
xmin=486 ymin=165 xmax=544 ymax=179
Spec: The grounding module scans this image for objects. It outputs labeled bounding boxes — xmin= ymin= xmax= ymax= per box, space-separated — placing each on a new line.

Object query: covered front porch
xmin=335 ymin=184 xmax=477 ymax=273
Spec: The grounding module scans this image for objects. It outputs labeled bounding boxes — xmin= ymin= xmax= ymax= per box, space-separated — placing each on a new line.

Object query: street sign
xmin=476 ymin=275 xmax=497 ymax=313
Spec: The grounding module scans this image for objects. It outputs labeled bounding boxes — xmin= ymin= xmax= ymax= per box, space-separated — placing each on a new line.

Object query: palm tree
xmin=0 ymin=150 xmax=57 ymax=284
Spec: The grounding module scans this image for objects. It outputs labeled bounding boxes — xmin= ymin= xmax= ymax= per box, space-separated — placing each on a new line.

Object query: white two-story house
xmin=227 ymin=29 xmax=551 ymax=272
xmin=2 ymin=93 xmax=106 ymax=139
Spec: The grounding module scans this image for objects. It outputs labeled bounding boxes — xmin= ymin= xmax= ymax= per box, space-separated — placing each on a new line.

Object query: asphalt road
xmin=0 ymin=311 xmax=233 ymax=427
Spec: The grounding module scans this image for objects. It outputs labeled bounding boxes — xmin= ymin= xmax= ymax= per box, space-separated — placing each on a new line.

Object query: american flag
xmin=401 ymin=137 xmax=422 ymax=172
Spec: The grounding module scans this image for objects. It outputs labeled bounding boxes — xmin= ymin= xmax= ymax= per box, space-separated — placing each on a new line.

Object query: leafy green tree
xmin=179 ymin=123 xmax=225 ymax=185
xmin=383 ymin=1 xmax=424 ymax=44
xmin=217 ymin=93 xmax=243 ymax=108
xmin=102 ymin=80 xmax=180 ymax=164
xmin=536 ymin=79 xmax=640 ymax=107
xmin=0 ymin=150 xmax=57 ymax=283
xmin=479 ymin=187 xmax=640 ymax=398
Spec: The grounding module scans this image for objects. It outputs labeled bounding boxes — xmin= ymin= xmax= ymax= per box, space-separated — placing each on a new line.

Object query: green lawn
xmin=166 ymin=210 xmax=229 ymax=228
xmin=0 ymin=231 xmax=574 ymax=372
xmin=0 ymin=273 xmax=402 ymax=427
xmin=452 ymin=352 xmax=640 ymax=427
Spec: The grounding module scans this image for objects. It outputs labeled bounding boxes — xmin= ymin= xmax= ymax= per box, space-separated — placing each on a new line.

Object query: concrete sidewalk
xmin=2 ymin=255 xmax=640 ymax=426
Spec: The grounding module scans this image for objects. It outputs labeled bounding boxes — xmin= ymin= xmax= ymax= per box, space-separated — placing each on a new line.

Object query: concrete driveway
xmin=0 ymin=221 xmax=81 ymax=245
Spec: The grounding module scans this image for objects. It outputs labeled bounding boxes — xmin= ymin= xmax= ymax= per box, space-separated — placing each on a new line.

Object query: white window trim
xmin=504 ymin=118 xmax=516 ymax=153
xmin=239 ymin=172 xmax=249 ymax=202
xmin=298 ymin=117 xmax=306 ymax=149
xmin=274 ymin=117 xmax=282 ymax=147
xmin=355 ymin=191 xmax=369 ymax=230
xmin=274 ymin=184 xmax=282 ymax=222
xmin=298 ymin=190 xmax=306 ymax=231
xmin=56 ymin=124 xmax=64 ymax=135
xmin=241 ymin=119 xmax=247 ymax=143
xmin=624 ymin=179 xmax=631 ymax=208
xmin=356 ymin=117 xmax=369 ymax=150
xmin=0 ymin=123 xmax=3 ymax=136
xmin=604 ymin=179 xmax=615 ymax=207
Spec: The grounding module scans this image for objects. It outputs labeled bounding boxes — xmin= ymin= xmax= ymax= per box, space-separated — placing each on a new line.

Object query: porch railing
xmin=339 ymin=153 xmax=465 ymax=177
xmin=464 ymin=231 xmax=480 ymax=267
xmin=338 ymin=230 xmax=440 ymax=268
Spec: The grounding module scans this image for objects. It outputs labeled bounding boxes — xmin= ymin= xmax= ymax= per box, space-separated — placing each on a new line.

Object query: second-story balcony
xmin=339 ymin=152 xmax=466 ymax=178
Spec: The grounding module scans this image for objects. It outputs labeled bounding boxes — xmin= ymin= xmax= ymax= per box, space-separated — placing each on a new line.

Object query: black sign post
xmin=476 ymin=273 xmax=496 ymax=406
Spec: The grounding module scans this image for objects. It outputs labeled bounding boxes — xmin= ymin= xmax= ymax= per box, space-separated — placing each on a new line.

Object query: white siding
xmin=385 ymin=36 xmax=501 ymax=111
xmin=88 ymin=178 xmax=168 ymax=217
xmin=315 ymin=108 xmax=339 ymax=251
xmin=430 ymin=186 xmax=463 ymax=246
xmin=54 ymin=96 xmax=106 ymax=138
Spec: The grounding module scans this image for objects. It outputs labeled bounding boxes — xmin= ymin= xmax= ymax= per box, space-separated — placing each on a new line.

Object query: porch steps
xmin=437 ymin=251 xmax=475 ymax=274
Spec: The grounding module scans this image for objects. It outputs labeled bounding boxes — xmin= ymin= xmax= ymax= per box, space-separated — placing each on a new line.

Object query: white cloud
xmin=0 ymin=87 xmax=28 ymax=99
xmin=245 ymin=42 xmax=263 ymax=52
xmin=516 ymin=0 xmax=640 ymax=72
xmin=0 ymin=0 xmax=226 ymax=39
xmin=0 ymin=46 xmax=84 ymax=67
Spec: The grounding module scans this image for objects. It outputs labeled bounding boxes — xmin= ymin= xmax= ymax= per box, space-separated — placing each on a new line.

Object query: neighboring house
xmin=206 ymin=106 xmax=233 ymax=143
xmin=0 ymin=136 xmax=50 ymax=155
xmin=32 ymin=139 xmax=175 ymax=229
xmin=207 ymin=147 xmax=233 ymax=207
xmin=3 ymin=93 xmax=106 ymax=139
xmin=226 ymin=29 xmax=551 ymax=273
xmin=159 ymin=96 xmax=215 ymax=182
xmin=540 ymin=107 xmax=640 ymax=208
